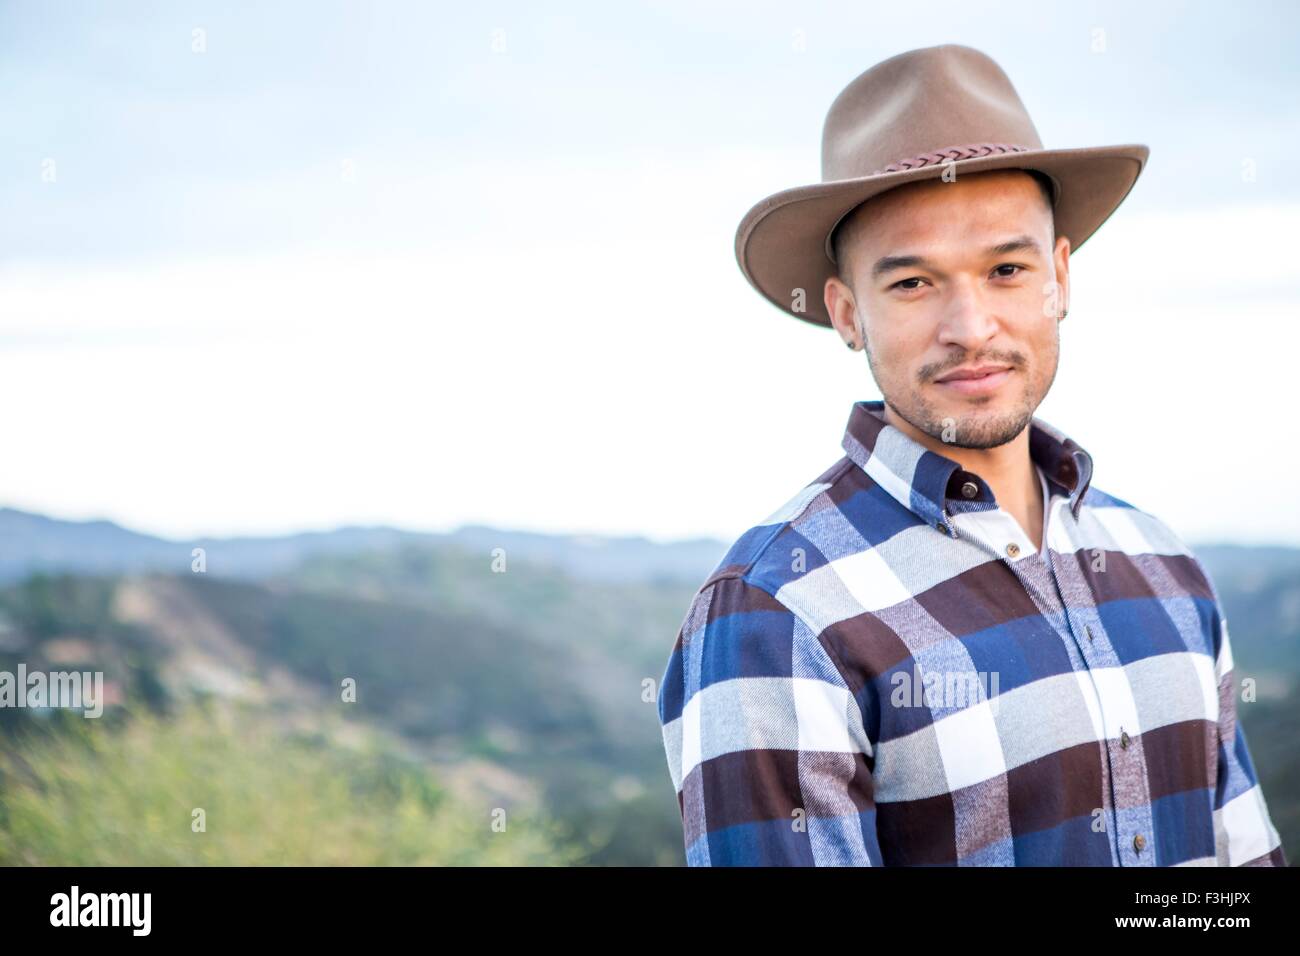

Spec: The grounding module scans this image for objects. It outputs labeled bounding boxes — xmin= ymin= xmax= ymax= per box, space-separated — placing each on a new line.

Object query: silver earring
xmin=846 ymin=340 xmax=856 ymax=350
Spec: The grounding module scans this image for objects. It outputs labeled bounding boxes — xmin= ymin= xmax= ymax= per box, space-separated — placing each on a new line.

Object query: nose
xmin=936 ymin=278 xmax=1000 ymax=352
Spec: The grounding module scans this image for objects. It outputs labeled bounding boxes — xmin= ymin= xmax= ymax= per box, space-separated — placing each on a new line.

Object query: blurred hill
xmin=0 ymin=507 xmax=726 ymax=584
xmin=0 ymin=509 xmax=1295 ymax=865
xmin=0 ymin=556 xmax=697 ymax=865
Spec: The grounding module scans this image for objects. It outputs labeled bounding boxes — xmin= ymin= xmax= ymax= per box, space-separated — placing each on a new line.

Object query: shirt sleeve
xmin=656 ymin=574 xmax=882 ymax=865
xmin=1205 ymin=578 xmax=1288 ymax=866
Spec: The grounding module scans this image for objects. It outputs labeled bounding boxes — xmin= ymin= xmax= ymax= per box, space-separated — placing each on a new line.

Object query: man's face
xmin=825 ymin=169 xmax=1071 ymax=449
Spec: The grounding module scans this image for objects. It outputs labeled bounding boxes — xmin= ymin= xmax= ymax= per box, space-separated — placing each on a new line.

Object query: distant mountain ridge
xmin=3 ymin=505 xmax=1298 ymax=594
xmin=0 ymin=507 xmax=727 ymax=585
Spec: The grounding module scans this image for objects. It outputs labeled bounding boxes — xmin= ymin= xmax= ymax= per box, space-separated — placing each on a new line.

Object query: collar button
xmin=960 ymin=480 xmax=979 ymax=499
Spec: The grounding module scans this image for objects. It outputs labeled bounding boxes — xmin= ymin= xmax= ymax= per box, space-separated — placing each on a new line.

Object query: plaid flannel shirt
xmin=657 ymin=399 xmax=1287 ymax=866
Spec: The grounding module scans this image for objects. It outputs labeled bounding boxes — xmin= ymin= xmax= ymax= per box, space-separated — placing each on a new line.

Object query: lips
xmin=934 ymin=366 xmax=1013 ymax=395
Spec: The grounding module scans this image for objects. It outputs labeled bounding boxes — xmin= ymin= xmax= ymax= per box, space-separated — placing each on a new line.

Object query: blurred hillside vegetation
xmin=0 ymin=510 xmax=1295 ymax=866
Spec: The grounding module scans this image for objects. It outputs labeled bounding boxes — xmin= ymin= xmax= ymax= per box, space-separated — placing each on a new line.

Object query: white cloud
xmin=1 ymin=147 xmax=1296 ymax=546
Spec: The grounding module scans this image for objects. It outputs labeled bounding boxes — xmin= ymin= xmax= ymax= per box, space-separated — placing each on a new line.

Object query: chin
xmin=912 ymin=386 xmax=1037 ymax=448
xmin=954 ymin=415 xmax=1029 ymax=447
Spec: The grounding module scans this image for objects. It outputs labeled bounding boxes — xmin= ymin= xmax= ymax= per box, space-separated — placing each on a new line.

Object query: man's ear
xmin=825 ymin=275 xmax=860 ymax=348
xmin=1053 ymin=235 xmax=1072 ymax=320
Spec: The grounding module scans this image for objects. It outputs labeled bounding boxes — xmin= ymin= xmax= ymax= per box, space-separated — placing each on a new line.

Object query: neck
xmin=883 ymin=403 xmax=1044 ymax=548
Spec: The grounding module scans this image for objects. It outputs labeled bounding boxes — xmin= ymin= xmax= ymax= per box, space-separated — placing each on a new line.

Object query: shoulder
xmin=673 ymin=450 xmax=910 ymax=661
xmin=662 ymin=456 xmax=870 ymax=715
xmin=1077 ymin=482 xmax=1201 ymax=561
xmin=1076 ymin=481 xmax=1223 ymax=616
xmin=667 ymin=456 xmax=852 ymax=650
xmin=689 ymin=453 xmax=870 ymax=604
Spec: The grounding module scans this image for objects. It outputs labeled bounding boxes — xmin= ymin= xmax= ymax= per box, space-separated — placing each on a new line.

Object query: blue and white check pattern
xmin=657 ymin=400 xmax=1287 ymax=866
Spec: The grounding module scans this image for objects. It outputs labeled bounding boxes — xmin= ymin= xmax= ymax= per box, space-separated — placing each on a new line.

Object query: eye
xmin=890 ymin=277 xmax=927 ymax=292
xmin=992 ymin=264 xmax=1024 ymax=279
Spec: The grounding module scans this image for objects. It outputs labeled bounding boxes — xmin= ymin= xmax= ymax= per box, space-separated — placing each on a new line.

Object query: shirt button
xmin=1120 ymin=729 xmax=1130 ymax=749
xmin=1005 ymin=542 xmax=1020 ymax=557
xmin=960 ymin=480 xmax=979 ymax=499
xmin=937 ymin=522 xmax=949 ymax=535
xmin=1133 ymin=833 xmax=1146 ymax=853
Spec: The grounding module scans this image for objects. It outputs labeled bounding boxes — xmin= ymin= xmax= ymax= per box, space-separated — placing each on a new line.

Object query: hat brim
xmin=733 ymin=144 xmax=1149 ymax=328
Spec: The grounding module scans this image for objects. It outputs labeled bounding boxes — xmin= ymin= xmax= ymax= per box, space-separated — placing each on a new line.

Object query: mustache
xmin=915 ymin=348 xmax=1024 ymax=382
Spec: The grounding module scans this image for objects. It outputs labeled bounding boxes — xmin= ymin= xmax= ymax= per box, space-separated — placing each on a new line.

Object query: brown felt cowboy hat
xmin=734 ymin=43 xmax=1149 ymax=328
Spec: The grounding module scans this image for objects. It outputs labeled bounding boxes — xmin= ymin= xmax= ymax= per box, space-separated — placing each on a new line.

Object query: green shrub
xmin=0 ymin=698 xmax=584 ymax=866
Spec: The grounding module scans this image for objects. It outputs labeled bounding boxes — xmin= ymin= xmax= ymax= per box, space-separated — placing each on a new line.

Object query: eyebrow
xmin=870 ymin=235 xmax=1045 ymax=282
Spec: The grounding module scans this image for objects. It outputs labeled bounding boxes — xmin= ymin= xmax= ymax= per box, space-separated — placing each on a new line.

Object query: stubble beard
xmin=862 ymin=335 xmax=1058 ymax=451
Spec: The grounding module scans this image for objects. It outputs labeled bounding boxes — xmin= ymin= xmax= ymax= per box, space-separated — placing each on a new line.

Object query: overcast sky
xmin=2 ymin=0 xmax=1298 ymax=548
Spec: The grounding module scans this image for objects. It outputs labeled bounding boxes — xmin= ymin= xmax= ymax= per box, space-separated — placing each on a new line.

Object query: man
xmin=656 ymin=44 xmax=1287 ymax=866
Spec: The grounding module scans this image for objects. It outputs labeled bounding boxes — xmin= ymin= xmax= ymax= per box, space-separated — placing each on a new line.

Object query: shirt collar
xmin=840 ymin=400 xmax=1094 ymax=530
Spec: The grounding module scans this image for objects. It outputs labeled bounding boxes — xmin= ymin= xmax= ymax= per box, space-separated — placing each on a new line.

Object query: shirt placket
xmin=1044 ymin=521 xmax=1156 ymax=867
xmin=943 ymin=495 xmax=1156 ymax=867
